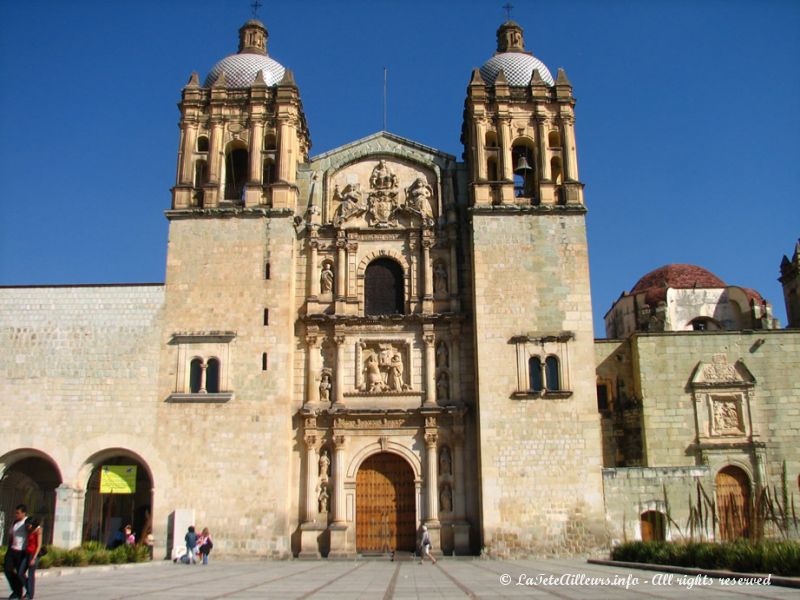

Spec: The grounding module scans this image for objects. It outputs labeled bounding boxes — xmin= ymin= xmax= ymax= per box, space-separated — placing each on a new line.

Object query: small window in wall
xmin=265 ymin=262 xmax=271 ymax=280
xmin=365 ymin=258 xmax=404 ymax=315
xmin=485 ymin=130 xmax=498 ymax=148
xmin=596 ymin=383 xmax=609 ymax=411
xmin=545 ymin=356 xmax=560 ymax=391
xmin=263 ymin=309 xmax=269 ymax=326
xmin=262 ymin=159 xmax=275 ymax=187
xmin=262 ymin=352 xmax=268 ymax=371
xmin=551 ymin=156 xmax=563 ymax=185
xmin=189 ymin=358 xmax=203 ymax=393
xmin=528 ymin=357 xmax=543 ymax=392
xmin=206 ymin=358 xmax=220 ymax=393
xmin=197 ymin=136 xmax=209 ymax=152
xmin=548 ymin=131 xmax=561 ymax=148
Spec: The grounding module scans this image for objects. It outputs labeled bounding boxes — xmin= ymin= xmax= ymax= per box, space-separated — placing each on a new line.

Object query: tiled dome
xmin=631 ymin=264 xmax=727 ymax=306
xmin=480 ymin=52 xmax=554 ymax=87
xmin=204 ymin=53 xmax=285 ymax=88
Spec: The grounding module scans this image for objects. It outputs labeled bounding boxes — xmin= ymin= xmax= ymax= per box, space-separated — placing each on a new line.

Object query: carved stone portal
xmin=712 ymin=397 xmax=743 ymax=434
xmin=359 ymin=342 xmax=411 ymax=393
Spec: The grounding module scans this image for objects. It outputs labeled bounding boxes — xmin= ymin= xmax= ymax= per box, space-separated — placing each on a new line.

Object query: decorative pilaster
xmin=449 ymin=324 xmax=461 ymax=404
xmin=475 ymin=119 xmax=487 ymax=180
xmin=332 ymin=434 xmax=347 ymax=524
xmin=333 ymin=335 xmax=346 ymax=406
xmin=346 ymin=240 xmax=359 ymax=301
xmin=498 ymin=117 xmax=513 ymax=181
xmin=535 ymin=113 xmax=550 ymax=181
xmin=335 ymin=235 xmax=346 ymax=305
xmin=560 ymin=113 xmax=578 ymax=181
xmin=424 ymin=428 xmax=440 ymax=527
xmin=423 ymin=331 xmax=436 ymax=407
xmin=179 ymin=121 xmax=198 ymax=185
xmin=303 ymin=430 xmax=320 ymax=522
xmin=305 ymin=331 xmax=320 ymax=405
xmin=308 ymin=238 xmax=319 ymax=299
xmin=451 ymin=421 xmax=471 ymax=554
xmin=52 ymin=484 xmax=85 ymax=550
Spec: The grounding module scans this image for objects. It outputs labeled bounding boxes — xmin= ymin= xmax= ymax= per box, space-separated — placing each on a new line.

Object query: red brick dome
xmin=630 ymin=264 xmax=726 ymax=306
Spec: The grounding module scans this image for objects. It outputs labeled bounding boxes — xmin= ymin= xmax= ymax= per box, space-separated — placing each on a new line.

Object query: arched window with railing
xmin=528 ymin=357 xmax=543 ymax=392
xmin=545 ymin=356 xmax=560 ymax=391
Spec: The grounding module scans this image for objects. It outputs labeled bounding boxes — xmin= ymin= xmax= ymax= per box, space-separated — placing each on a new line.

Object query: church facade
xmin=1 ymin=18 xmax=797 ymax=559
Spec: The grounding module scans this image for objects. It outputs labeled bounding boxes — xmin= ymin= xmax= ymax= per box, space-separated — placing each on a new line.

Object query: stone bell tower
xmin=463 ymin=20 xmax=606 ymax=555
xmin=780 ymin=240 xmax=800 ymax=328
xmin=154 ymin=18 xmax=310 ymax=557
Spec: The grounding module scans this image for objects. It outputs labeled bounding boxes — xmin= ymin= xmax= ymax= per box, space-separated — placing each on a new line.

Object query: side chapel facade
xmin=1 ymin=17 xmax=797 ymax=558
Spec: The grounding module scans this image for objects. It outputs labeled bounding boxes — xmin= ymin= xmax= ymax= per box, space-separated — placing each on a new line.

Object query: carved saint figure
xmin=439 ymin=446 xmax=452 ymax=476
xmin=406 ymin=177 xmax=433 ymax=214
xmin=714 ymin=400 xmax=740 ymax=432
xmin=318 ymin=483 xmax=329 ymax=513
xmin=440 ymin=484 xmax=453 ymax=513
xmin=318 ymin=449 xmax=330 ymax=479
xmin=436 ymin=341 xmax=449 ymax=369
xmin=318 ymin=371 xmax=331 ymax=403
xmin=370 ymin=160 xmax=397 ymax=190
xmin=387 ymin=353 xmax=404 ymax=391
xmin=433 ymin=262 xmax=448 ymax=296
xmin=364 ymin=354 xmax=384 ymax=392
xmin=339 ymin=183 xmax=362 ymax=211
xmin=436 ymin=372 xmax=450 ymax=402
xmin=320 ymin=263 xmax=334 ymax=294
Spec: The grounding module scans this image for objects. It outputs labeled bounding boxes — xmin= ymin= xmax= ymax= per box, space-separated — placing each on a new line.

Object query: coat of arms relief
xmin=332 ymin=160 xmax=434 ymax=228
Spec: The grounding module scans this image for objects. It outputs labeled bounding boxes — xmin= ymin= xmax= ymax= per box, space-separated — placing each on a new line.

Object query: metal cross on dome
xmin=251 ymin=0 xmax=262 ymax=18
xmin=503 ymin=3 xmax=514 ymax=20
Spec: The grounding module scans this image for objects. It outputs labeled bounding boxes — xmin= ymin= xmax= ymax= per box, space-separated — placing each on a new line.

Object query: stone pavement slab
xmin=25 ymin=558 xmax=798 ymax=599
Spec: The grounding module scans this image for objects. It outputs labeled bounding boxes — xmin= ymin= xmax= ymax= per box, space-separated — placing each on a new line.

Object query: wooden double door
xmin=356 ymin=453 xmax=416 ymax=552
xmin=716 ymin=466 xmax=751 ymax=541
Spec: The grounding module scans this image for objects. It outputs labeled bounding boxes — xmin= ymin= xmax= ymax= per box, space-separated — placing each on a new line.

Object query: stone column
xmin=179 ymin=122 xmax=198 ymax=185
xmin=423 ymin=331 xmax=436 ymax=406
xmin=277 ymin=119 xmax=292 ymax=183
xmin=475 ymin=119 xmax=487 ymax=180
xmin=334 ymin=335 xmax=346 ymax=406
xmin=305 ymin=331 xmax=320 ymax=405
xmin=207 ymin=117 xmax=224 ymax=184
xmin=249 ymin=120 xmax=264 ymax=184
xmin=199 ymin=362 xmax=208 ymax=393
xmin=332 ymin=434 xmax=347 ymax=524
xmin=308 ymin=238 xmax=319 ymax=299
xmin=451 ymin=421 xmax=471 ymax=554
xmin=448 ymin=234 xmax=459 ymax=312
xmin=303 ymin=431 xmax=320 ymax=522
xmin=52 ymin=484 xmax=84 ymax=550
xmin=335 ymin=238 xmax=346 ymax=300
xmin=536 ymin=114 xmax=550 ymax=181
xmin=498 ymin=117 xmax=513 ymax=181
xmin=449 ymin=325 xmax=461 ymax=403
xmin=560 ymin=114 xmax=579 ymax=181
xmin=422 ymin=239 xmax=433 ymax=300
xmin=424 ymin=430 xmax=440 ymax=526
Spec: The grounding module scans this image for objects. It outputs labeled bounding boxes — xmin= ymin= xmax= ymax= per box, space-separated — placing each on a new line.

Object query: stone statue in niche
xmin=364 ymin=355 xmax=384 ymax=392
xmin=713 ymin=399 xmax=741 ymax=432
xmin=436 ymin=372 xmax=450 ymax=402
xmin=387 ymin=354 xmax=404 ymax=391
xmin=318 ymin=449 xmax=330 ymax=480
xmin=318 ymin=483 xmax=329 ymax=513
xmin=436 ymin=341 xmax=449 ymax=369
xmin=440 ymin=484 xmax=453 ymax=513
xmin=405 ymin=177 xmax=433 ymax=215
xmin=320 ymin=263 xmax=334 ymax=294
xmin=433 ymin=262 xmax=448 ymax=297
xmin=439 ymin=446 xmax=452 ymax=476
xmin=318 ymin=370 xmax=332 ymax=403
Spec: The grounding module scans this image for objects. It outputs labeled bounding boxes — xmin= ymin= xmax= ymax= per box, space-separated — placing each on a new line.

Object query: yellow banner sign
xmin=99 ymin=465 xmax=137 ymax=494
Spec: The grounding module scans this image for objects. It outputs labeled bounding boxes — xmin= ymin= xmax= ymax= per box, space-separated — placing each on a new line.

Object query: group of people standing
xmin=181 ymin=526 xmax=212 ymax=565
xmin=3 ymin=504 xmax=42 ymax=600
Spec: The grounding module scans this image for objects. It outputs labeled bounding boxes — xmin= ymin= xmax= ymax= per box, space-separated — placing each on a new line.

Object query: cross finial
xmin=503 ymin=3 xmax=514 ymax=21
xmin=251 ymin=0 xmax=262 ymax=18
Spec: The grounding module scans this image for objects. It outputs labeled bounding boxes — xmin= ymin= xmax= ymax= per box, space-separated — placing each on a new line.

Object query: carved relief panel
xmin=327 ymin=158 xmax=438 ymax=228
xmin=690 ymin=354 xmax=755 ymax=441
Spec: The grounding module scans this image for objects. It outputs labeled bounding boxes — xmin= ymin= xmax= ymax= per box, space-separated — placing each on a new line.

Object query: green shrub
xmin=611 ymin=540 xmax=800 ymax=576
xmin=37 ymin=552 xmax=53 ymax=569
xmin=109 ymin=545 xmax=128 ymax=564
xmin=46 ymin=546 xmax=69 ymax=567
xmin=125 ymin=544 xmax=150 ymax=563
xmin=89 ymin=549 xmax=111 ymax=565
xmin=63 ymin=548 xmax=89 ymax=567
xmin=81 ymin=540 xmax=106 ymax=553
xmin=0 ymin=546 xmax=6 ymax=565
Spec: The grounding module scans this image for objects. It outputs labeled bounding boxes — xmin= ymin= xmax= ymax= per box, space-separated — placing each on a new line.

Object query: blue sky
xmin=1 ymin=0 xmax=798 ymax=335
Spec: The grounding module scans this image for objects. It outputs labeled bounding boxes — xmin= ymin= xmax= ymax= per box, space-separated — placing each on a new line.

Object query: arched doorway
xmin=0 ymin=454 xmax=61 ymax=544
xmin=716 ymin=466 xmax=751 ymax=541
xmin=356 ymin=453 xmax=415 ymax=553
xmin=640 ymin=510 xmax=666 ymax=542
xmin=364 ymin=258 xmax=404 ymax=315
xmin=82 ymin=454 xmax=153 ymax=547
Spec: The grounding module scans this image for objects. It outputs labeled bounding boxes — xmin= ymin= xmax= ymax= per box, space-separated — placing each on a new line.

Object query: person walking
xmin=197 ymin=528 xmax=213 ymax=565
xmin=418 ymin=525 xmax=436 ymax=565
xmin=3 ymin=504 xmax=28 ymax=599
xmin=184 ymin=526 xmax=198 ymax=565
xmin=19 ymin=517 xmax=42 ymax=600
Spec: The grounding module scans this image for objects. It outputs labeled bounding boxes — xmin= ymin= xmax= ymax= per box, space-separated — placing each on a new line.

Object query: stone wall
xmin=470 ymin=212 xmax=606 ymax=556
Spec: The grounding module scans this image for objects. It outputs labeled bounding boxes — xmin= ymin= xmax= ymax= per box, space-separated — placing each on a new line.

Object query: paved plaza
xmin=27 ymin=558 xmax=797 ymax=599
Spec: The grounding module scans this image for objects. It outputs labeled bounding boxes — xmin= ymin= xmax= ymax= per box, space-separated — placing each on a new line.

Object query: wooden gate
xmin=356 ymin=453 xmax=416 ymax=552
xmin=640 ymin=510 xmax=666 ymax=542
xmin=716 ymin=466 xmax=751 ymax=541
